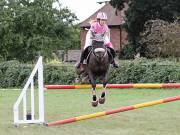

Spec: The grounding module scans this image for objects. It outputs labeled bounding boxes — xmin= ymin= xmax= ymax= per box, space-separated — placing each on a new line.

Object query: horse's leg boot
xmin=92 ymin=95 xmax=98 ymax=107
xmin=91 ymin=100 xmax=98 ymax=107
xmin=99 ymin=97 xmax=105 ymax=104
xmin=99 ymin=91 xmax=106 ymax=104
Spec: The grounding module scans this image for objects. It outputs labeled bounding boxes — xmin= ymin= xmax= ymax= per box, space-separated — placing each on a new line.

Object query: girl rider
xmin=76 ymin=12 xmax=119 ymax=69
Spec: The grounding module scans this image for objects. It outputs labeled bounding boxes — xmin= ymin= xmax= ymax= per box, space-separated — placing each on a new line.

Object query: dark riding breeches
xmin=80 ymin=46 xmax=92 ymax=63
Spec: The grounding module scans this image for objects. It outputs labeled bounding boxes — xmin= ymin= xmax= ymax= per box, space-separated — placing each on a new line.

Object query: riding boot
xmin=111 ymin=59 xmax=119 ymax=68
xmin=76 ymin=51 xmax=85 ymax=69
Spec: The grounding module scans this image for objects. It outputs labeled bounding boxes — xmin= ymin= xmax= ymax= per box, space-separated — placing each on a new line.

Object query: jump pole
xmin=47 ymin=95 xmax=180 ymax=126
xmin=44 ymin=83 xmax=180 ymax=90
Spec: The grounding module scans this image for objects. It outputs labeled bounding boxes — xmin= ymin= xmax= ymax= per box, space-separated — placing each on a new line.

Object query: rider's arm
xmin=89 ymin=23 xmax=96 ymax=39
xmin=103 ymin=24 xmax=110 ymax=40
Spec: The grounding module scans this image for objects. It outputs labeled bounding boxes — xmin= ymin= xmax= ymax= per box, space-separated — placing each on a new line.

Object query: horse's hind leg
xmin=89 ymin=73 xmax=98 ymax=107
xmin=99 ymin=74 xmax=108 ymax=104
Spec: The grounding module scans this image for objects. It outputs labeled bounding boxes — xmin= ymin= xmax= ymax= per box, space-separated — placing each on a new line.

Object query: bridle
xmin=92 ymin=40 xmax=108 ymax=59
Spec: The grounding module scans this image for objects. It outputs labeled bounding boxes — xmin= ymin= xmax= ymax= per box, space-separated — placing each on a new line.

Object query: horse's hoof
xmin=91 ymin=100 xmax=98 ymax=107
xmin=99 ymin=97 xmax=105 ymax=104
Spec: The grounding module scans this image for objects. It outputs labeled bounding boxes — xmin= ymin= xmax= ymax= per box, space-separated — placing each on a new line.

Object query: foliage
xmin=110 ymin=0 xmax=180 ymax=56
xmin=0 ymin=60 xmax=20 ymax=87
xmin=44 ymin=64 xmax=76 ymax=84
xmin=120 ymin=41 xmax=135 ymax=59
xmin=109 ymin=59 xmax=180 ymax=84
xmin=0 ymin=0 xmax=80 ymax=62
xmin=0 ymin=60 xmax=77 ymax=88
xmin=139 ymin=20 xmax=180 ymax=58
xmin=0 ymin=59 xmax=180 ymax=88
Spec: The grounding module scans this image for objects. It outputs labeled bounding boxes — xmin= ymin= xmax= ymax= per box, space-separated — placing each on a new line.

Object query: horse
xmin=76 ymin=40 xmax=112 ymax=107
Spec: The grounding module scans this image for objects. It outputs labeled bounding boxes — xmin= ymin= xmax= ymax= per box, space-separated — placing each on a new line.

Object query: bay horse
xmin=76 ymin=40 xmax=112 ymax=107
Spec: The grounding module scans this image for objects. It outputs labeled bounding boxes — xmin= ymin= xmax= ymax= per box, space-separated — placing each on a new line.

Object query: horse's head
xmin=92 ymin=40 xmax=107 ymax=61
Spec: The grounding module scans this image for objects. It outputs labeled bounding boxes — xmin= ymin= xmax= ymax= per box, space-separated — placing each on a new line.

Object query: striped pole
xmin=44 ymin=83 xmax=180 ymax=90
xmin=47 ymin=95 xmax=180 ymax=126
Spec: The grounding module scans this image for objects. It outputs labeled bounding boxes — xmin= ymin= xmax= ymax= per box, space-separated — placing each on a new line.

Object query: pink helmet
xmin=96 ymin=12 xmax=108 ymax=20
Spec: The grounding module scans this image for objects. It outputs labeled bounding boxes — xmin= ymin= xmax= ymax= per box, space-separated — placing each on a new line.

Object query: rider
xmin=76 ymin=12 xmax=119 ymax=69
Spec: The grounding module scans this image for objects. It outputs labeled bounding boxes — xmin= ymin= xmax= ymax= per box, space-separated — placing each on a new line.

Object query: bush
xmin=0 ymin=61 xmax=77 ymax=88
xmin=0 ymin=60 xmax=20 ymax=87
xmin=140 ymin=20 xmax=180 ymax=58
xmin=44 ymin=65 xmax=76 ymax=85
xmin=0 ymin=59 xmax=180 ymax=88
xmin=17 ymin=65 xmax=34 ymax=87
xmin=108 ymin=59 xmax=180 ymax=83
xmin=120 ymin=42 xmax=135 ymax=59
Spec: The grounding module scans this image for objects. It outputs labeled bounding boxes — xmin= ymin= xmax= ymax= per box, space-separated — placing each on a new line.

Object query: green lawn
xmin=1 ymin=88 xmax=180 ymax=135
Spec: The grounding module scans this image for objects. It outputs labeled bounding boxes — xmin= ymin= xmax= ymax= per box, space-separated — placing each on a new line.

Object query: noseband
xmin=93 ymin=47 xmax=107 ymax=58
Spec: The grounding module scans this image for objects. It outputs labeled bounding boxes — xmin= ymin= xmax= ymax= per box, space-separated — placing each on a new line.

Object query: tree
xmin=140 ymin=20 xmax=180 ymax=58
xmin=110 ymin=0 xmax=180 ymax=58
xmin=0 ymin=0 xmax=79 ymax=62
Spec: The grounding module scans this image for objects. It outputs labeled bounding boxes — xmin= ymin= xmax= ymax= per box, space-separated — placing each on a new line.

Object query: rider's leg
xmin=104 ymin=35 xmax=119 ymax=68
xmin=76 ymin=30 xmax=92 ymax=69
xmin=76 ymin=51 xmax=85 ymax=68
xmin=111 ymin=59 xmax=119 ymax=68
xmin=106 ymin=42 xmax=119 ymax=68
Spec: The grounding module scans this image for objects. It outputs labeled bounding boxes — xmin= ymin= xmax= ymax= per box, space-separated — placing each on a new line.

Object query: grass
xmin=1 ymin=88 xmax=180 ymax=135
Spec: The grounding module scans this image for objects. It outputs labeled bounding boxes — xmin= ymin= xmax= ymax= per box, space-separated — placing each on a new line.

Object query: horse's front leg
xmin=88 ymin=71 xmax=98 ymax=107
xmin=99 ymin=73 xmax=108 ymax=104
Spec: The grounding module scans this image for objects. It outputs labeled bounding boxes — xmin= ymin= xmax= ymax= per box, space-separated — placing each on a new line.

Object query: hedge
xmin=0 ymin=59 xmax=180 ymax=88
